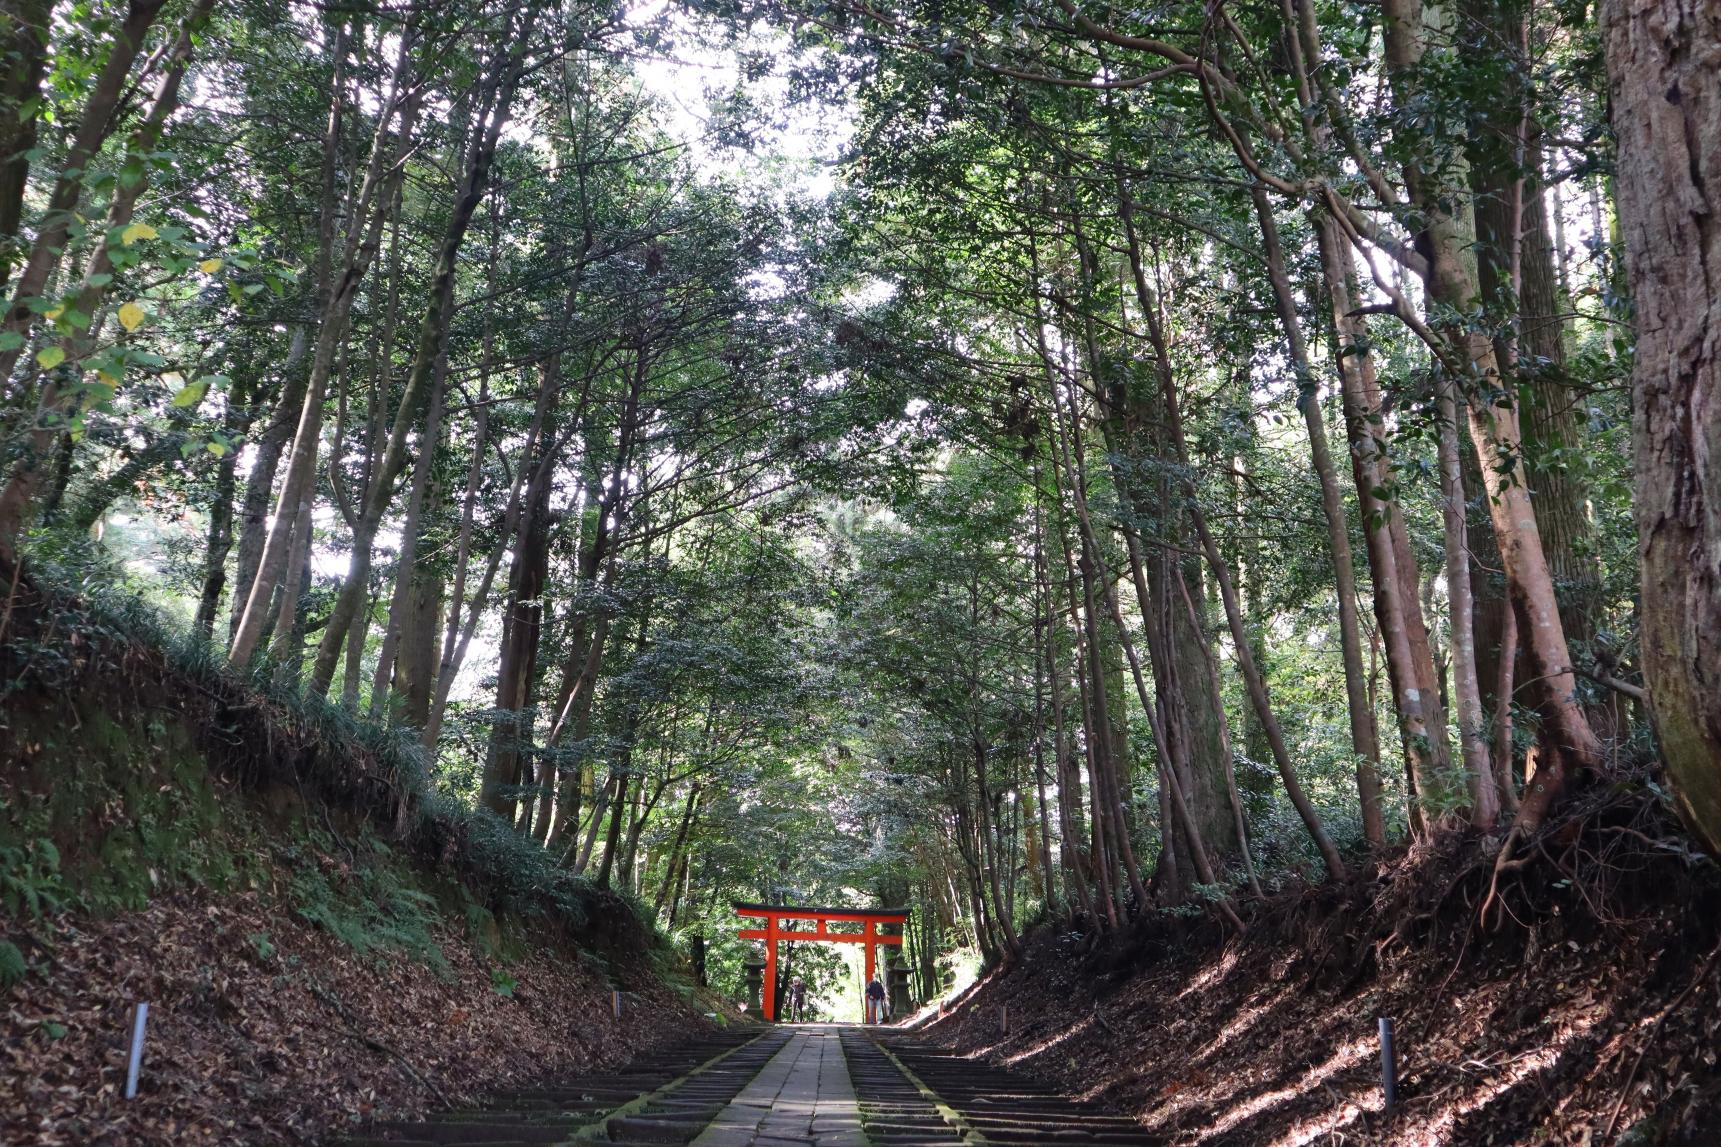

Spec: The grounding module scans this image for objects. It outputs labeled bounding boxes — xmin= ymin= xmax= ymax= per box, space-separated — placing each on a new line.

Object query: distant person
xmin=865 ymin=974 xmax=887 ymax=1024
xmin=789 ymin=975 xmax=807 ymax=1022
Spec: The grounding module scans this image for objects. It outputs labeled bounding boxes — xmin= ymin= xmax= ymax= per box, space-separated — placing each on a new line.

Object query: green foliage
xmin=0 ymin=838 xmax=67 ymax=919
xmin=0 ymin=941 xmax=29 ymax=988
xmin=287 ymin=849 xmax=450 ymax=976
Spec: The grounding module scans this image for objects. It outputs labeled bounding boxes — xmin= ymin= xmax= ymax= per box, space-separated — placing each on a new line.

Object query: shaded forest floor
xmin=3 ymin=878 xmax=707 ymax=1144
xmin=917 ymin=787 xmax=1721 ymax=1145
xmin=0 ymin=571 xmax=716 ymax=1144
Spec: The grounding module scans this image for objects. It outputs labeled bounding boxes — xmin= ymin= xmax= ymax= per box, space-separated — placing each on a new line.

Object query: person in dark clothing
xmin=865 ymin=974 xmax=887 ymax=1024
xmin=789 ymin=975 xmax=807 ymax=1022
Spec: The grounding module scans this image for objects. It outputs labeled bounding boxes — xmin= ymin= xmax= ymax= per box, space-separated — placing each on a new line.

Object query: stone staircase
xmin=340 ymin=1027 xmax=791 ymax=1146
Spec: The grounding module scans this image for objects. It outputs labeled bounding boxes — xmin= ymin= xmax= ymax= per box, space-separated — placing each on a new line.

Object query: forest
xmin=0 ymin=0 xmax=1718 ymax=1141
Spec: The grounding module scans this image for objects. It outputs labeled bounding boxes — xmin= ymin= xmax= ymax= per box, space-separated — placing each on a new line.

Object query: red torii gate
xmin=734 ymin=902 xmax=909 ymax=1021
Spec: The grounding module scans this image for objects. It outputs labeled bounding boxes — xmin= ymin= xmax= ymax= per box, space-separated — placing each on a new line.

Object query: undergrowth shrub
xmin=286 ymin=846 xmax=451 ymax=976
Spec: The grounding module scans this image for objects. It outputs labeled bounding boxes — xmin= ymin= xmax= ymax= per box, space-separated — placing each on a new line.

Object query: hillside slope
xmin=917 ymin=793 xmax=1721 ymax=1145
xmin=0 ymin=575 xmax=713 ymax=1144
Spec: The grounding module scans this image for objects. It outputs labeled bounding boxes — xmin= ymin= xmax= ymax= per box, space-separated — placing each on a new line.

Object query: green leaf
xmin=171 ymin=378 xmax=209 ymax=408
xmin=36 ymin=346 xmax=65 ymax=370
xmin=0 ymin=332 xmax=22 ymax=351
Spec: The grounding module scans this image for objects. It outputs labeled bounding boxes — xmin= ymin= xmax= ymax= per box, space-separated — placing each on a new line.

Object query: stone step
xmin=356 ymin=1121 xmax=579 ymax=1144
xmin=338 ymin=1028 xmax=776 ymax=1147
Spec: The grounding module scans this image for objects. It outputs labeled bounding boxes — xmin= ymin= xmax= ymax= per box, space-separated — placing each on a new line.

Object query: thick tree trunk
xmin=1122 ymin=230 xmax=1344 ymax=879
xmin=1603 ymin=0 xmax=1721 ymax=853
xmin=394 ymin=571 xmax=443 ymax=728
xmin=1107 ymin=538 xmax=1254 ymax=918
xmin=1039 ymin=511 xmax=1096 ymax=922
xmin=477 ymin=466 xmax=552 ymax=819
xmin=369 ymin=361 xmax=446 ymax=721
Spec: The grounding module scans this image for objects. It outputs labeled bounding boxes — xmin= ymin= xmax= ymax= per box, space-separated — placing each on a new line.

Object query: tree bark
xmin=0 ymin=0 xmax=51 ymax=292
xmin=1437 ymin=375 xmax=1501 ymax=827
xmin=1603 ymin=0 xmax=1721 ymax=852
xmin=1315 ymin=217 xmax=1446 ymax=832
xmin=477 ymin=462 xmax=552 ymax=818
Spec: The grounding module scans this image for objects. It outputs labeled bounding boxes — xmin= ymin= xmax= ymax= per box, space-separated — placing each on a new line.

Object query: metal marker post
xmin=125 ymin=1002 xmax=150 ymax=1099
xmin=1378 ymin=1017 xmax=1398 ymax=1113
xmin=1000 ymin=1005 xmax=1008 ymax=1035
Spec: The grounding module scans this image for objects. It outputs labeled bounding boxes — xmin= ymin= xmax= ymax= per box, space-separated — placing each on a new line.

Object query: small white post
xmin=1000 ymin=1005 xmax=1008 ymax=1035
xmin=612 ymin=990 xmax=622 ymax=1019
xmin=1378 ymin=1017 xmax=1398 ymax=1113
xmin=125 ymin=1002 xmax=150 ymax=1099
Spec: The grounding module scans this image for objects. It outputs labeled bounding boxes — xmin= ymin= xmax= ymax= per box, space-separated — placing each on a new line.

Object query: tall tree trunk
xmin=369 ymin=358 xmax=447 ymax=720
xmin=1603 ymin=0 xmax=1721 ymax=852
xmin=1125 ymin=226 xmax=1345 ymax=880
xmin=195 ymin=441 xmax=241 ymax=639
xmin=230 ymin=25 xmax=352 ymax=633
xmin=1315 ymin=217 xmax=1444 ymax=832
xmin=655 ymin=786 xmax=701 ymax=912
xmin=477 ymin=463 xmax=552 ymax=818
xmin=1437 ymin=375 xmax=1501 ymax=827
xmin=1379 ymin=0 xmax=1603 ymax=829
xmin=0 ymin=0 xmax=51 ymax=292
xmin=1246 ymin=189 xmax=1387 ymax=844
xmin=1039 ymin=508 xmax=1096 ymax=923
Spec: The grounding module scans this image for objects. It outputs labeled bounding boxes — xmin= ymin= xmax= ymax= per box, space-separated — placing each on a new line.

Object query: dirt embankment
xmin=4 ymin=881 xmax=706 ymax=1144
xmin=919 ymin=789 xmax=1721 ymax=1145
xmin=0 ymin=574 xmax=717 ymax=1144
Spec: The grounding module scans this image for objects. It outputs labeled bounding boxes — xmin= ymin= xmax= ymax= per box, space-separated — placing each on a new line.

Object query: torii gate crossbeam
xmin=733 ymin=902 xmax=909 ymax=1021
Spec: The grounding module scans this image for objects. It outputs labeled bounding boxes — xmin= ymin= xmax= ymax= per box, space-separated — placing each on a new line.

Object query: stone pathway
xmin=691 ymin=1027 xmax=867 ymax=1147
